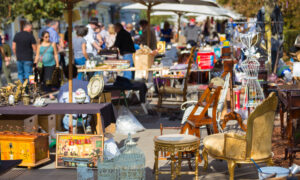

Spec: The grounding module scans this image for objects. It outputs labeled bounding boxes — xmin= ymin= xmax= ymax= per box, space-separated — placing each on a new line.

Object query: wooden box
xmin=133 ymin=54 xmax=154 ymax=70
xmin=38 ymin=115 xmax=56 ymax=133
xmin=0 ymin=132 xmax=50 ymax=169
xmin=0 ymin=115 xmax=38 ymax=132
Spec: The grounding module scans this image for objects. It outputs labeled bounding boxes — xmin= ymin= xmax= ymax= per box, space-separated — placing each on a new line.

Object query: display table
xmin=278 ymin=84 xmax=300 ymax=165
xmin=0 ymin=103 xmax=115 ymax=135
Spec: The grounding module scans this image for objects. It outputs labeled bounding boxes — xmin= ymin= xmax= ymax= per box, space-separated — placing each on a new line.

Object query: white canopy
xmin=122 ymin=3 xmax=227 ymax=17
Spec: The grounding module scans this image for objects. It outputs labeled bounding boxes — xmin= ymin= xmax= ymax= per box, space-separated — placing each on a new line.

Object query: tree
xmin=12 ymin=0 xmax=65 ymax=22
xmin=0 ymin=0 xmax=14 ymax=25
xmin=217 ymin=0 xmax=300 ymax=29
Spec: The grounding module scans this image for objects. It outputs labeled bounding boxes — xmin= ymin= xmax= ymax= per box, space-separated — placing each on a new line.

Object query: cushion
xmin=159 ymin=86 xmax=184 ymax=95
xmin=154 ymin=134 xmax=199 ymax=144
xmin=203 ymin=133 xmax=225 ymax=157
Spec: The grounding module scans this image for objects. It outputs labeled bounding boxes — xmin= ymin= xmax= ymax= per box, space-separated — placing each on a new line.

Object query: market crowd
xmin=0 ymin=16 xmax=250 ymax=89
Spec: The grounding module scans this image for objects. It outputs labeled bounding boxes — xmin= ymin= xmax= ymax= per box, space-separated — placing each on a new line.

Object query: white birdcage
xmin=240 ymin=32 xmax=265 ymax=108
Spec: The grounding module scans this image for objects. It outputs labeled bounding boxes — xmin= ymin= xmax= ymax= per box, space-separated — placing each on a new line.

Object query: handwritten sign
xmin=56 ymin=134 xmax=103 ymax=168
xmin=293 ymin=62 xmax=300 ymax=77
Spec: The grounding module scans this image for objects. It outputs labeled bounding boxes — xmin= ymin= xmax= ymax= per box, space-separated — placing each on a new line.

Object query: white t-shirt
xmin=84 ymin=24 xmax=97 ymax=56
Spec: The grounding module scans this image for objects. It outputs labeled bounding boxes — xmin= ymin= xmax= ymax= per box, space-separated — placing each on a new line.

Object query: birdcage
xmin=115 ymin=134 xmax=145 ymax=180
xmin=98 ymin=159 xmax=118 ymax=180
xmin=77 ymin=163 xmax=94 ymax=180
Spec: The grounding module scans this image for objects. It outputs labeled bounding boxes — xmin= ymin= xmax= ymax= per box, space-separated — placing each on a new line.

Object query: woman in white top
xmin=105 ymin=24 xmax=116 ymax=49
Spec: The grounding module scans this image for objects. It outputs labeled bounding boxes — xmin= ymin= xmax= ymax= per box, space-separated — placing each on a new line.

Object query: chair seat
xmin=203 ymin=133 xmax=225 ymax=157
xmin=159 ymin=86 xmax=184 ymax=95
xmin=154 ymin=134 xmax=199 ymax=144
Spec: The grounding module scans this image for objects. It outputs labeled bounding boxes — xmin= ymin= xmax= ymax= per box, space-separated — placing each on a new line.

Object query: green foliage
xmin=2 ymin=0 xmax=65 ymax=23
xmin=140 ymin=10 xmax=172 ymax=26
xmin=217 ymin=0 xmax=300 ymax=29
xmin=0 ymin=0 xmax=14 ymax=25
xmin=283 ymin=29 xmax=300 ymax=52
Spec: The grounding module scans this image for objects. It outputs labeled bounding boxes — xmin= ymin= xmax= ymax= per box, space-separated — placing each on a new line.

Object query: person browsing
xmin=114 ymin=23 xmax=135 ymax=80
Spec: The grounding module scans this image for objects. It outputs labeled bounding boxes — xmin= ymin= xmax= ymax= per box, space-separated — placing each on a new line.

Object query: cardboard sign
xmin=56 ymin=134 xmax=103 ymax=168
xmin=293 ymin=62 xmax=300 ymax=77
xmin=196 ymin=52 xmax=215 ymax=69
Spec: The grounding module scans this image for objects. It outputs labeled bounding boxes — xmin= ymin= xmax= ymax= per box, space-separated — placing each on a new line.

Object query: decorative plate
xmin=87 ymin=75 xmax=104 ymax=99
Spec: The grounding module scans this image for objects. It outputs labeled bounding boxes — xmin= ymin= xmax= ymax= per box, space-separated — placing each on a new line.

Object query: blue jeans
xmin=123 ymin=54 xmax=134 ymax=80
xmin=75 ymin=57 xmax=86 ymax=80
xmin=17 ymin=61 xmax=33 ymax=83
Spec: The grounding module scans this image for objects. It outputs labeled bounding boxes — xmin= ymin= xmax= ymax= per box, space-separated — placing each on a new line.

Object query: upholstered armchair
xmin=202 ymin=92 xmax=278 ymax=180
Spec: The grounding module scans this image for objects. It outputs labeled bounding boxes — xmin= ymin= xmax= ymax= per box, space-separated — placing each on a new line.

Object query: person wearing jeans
xmin=16 ymin=61 xmax=33 ymax=82
xmin=113 ymin=23 xmax=136 ymax=80
xmin=12 ymin=22 xmax=36 ymax=82
xmin=73 ymin=26 xmax=89 ymax=80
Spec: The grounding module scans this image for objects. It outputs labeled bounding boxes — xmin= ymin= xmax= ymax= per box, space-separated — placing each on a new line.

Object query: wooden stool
xmin=154 ymin=134 xmax=200 ymax=180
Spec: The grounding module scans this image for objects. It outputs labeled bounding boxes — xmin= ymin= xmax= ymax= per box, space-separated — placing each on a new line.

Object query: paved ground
xmin=0 ymin=102 xmax=262 ymax=180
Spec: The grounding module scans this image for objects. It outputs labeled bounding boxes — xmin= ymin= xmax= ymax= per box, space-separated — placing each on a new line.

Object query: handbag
xmin=37 ymin=45 xmax=51 ymax=69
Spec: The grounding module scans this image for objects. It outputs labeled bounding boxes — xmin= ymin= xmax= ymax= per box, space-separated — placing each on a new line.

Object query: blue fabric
xmin=134 ymin=44 xmax=140 ymax=50
xmin=122 ymin=54 xmax=133 ymax=80
xmin=160 ymin=29 xmax=172 ymax=43
xmin=17 ymin=61 xmax=33 ymax=82
xmin=47 ymin=27 xmax=60 ymax=44
xmin=75 ymin=57 xmax=86 ymax=80
xmin=39 ymin=26 xmax=49 ymax=39
xmin=0 ymin=36 xmax=2 ymax=62
xmin=39 ymin=45 xmax=55 ymax=66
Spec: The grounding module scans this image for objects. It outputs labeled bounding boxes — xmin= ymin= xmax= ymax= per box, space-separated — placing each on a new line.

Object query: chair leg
xmin=154 ymin=150 xmax=159 ymax=180
xmin=177 ymin=152 xmax=182 ymax=178
xmin=170 ymin=153 xmax=176 ymax=180
xmin=195 ymin=149 xmax=199 ymax=180
xmin=157 ymin=94 xmax=162 ymax=107
xmin=202 ymin=148 xmax=208 ymax=170
xmin=227 ymin=160 xmax=236 ymax=180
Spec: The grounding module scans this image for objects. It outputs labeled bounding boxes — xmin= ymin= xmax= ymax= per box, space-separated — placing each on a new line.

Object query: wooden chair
xmin=157 ymin=47 xmax=196 ymax=107
xmin=181 ymin=86 xmax=222 ymax=138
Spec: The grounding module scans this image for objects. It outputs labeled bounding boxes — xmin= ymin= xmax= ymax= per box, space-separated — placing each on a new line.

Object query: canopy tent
xmin=122 ymin=2 xmax=232 ymax=41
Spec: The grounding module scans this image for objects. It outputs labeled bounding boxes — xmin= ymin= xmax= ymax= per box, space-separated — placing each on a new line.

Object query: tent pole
xmin=177 ymin=12 xmax=182 ymax=42
xmin=67 ymin=1 xmax=74 ymax=134
xmin=146 ymin=4 xmax=152 ymax=47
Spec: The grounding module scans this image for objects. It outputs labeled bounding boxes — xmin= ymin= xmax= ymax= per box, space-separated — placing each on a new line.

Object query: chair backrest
xmin=216 ymin=73 xmax=230 ymax=113
xmin=182 ymin=47 xmax=196 ymax=99
xmin=245 ymin=92 xmax=278 ymax=160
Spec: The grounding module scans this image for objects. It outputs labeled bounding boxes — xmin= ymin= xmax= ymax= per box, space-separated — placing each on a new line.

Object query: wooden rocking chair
xmin=157 ymin=47 xmax=196 ymax=107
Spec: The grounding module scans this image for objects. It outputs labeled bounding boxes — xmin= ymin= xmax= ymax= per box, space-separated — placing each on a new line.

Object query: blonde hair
xmin=108 ymin=24 xmax=115 ymax=35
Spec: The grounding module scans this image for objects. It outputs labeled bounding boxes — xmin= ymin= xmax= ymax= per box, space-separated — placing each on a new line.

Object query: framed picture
xmin=157 ymin=41 xmax=166 ymax=54
xmin=56 ymin=134 xmax=104 ymax=168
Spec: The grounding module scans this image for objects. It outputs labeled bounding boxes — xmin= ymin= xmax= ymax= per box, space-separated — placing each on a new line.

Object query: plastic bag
xmin=116 ymin=106 xmax=145 ymax=135
xmin=104 ymin=138 xmax=120 ymax=160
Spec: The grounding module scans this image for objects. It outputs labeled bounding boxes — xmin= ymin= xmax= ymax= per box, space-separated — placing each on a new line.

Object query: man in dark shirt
xmin=12 ymin=22 xmax=37 ymax=82
xmin=114 ymin=23 xmax=135 ymax=80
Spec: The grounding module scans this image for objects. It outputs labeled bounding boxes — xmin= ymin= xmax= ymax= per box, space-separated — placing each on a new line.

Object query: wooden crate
xmin=0 ymin=132 xmax=50 ymax=169
xmin=38 ymin=115 xmax=56 ymax=133
xmin=0 ymin=115 xmax=38 ymax=132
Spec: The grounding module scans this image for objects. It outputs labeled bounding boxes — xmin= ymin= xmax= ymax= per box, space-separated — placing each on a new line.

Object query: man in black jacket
xmin=114 ymin=23 xmax=136 ymax=80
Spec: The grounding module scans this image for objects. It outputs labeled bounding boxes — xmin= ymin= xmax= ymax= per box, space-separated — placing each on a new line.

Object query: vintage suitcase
xmin=0 ymin=131 xmax=50 ymax=169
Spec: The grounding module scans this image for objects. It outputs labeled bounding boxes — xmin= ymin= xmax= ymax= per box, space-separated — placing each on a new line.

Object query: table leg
xmin=279 ymin=102 xmax=284 ymax=139
xmin=96 ymin=113 xmax=104 ymax=135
